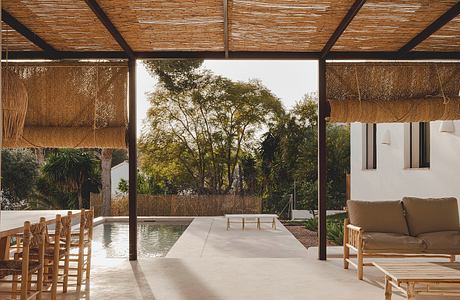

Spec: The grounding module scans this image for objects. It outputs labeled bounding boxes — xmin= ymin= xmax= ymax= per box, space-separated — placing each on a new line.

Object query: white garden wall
xmin=350 ymin=121 xmax=460 ymax=213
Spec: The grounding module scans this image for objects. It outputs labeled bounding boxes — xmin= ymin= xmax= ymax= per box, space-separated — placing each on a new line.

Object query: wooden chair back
xmin=22 ymin=220 xmax=45 ymax=299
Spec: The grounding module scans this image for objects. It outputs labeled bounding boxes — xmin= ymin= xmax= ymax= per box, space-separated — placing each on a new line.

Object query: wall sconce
xmin=381 ymin=129 xmax=391 ymax=145
xmin=439 ymin=120 xmax=455 ymax=133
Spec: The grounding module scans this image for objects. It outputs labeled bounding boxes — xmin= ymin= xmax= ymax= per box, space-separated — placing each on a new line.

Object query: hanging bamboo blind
xmin=326 ymin=62 xmax=460 ymax=123
xmin=332 ymin=0 xmax=459 ymax=51
xmin=2 ymin=62 xmax=128 ymax=148
xmin=1 ymin=0 xmax=460 ymax=52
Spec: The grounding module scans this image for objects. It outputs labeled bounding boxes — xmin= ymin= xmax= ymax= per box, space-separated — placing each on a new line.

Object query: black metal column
xmin=318 ymin=59 xmax=327 ymax=260
xmin=128 ymin=58 xmax=137 ymax=261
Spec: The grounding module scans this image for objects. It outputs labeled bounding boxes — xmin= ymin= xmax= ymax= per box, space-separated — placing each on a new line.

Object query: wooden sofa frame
xmin=343 ymin=218 xmax=457 ymax=280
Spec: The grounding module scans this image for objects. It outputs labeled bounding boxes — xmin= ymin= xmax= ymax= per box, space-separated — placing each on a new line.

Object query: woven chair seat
xmin=0 ymin=260 xmax=41 ymax=277
xmin=17 ymin=247 xmax=66 ymax=259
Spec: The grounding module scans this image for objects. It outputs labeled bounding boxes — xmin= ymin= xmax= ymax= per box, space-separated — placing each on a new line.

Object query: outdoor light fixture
xmin=381 ymin=129 xmax=391 ymax=145
xmin=439 ymin=120 xmax=455 ymax=133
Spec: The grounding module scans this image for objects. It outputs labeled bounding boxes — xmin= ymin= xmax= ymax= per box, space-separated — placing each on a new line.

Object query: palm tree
xmin=42 ymin=149 xmax=99 ymax=209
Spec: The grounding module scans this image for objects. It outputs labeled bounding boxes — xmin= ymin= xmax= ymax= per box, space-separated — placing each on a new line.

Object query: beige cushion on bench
xmin=362 ymin=232 xmax=426 ymax=251
xmin=347 ymin=200 xmax=409 ymax=235
xmin=417 ymin=231 xmax=460 ymax=252
xmin=403 ymin=197 xmax=460 ymax=236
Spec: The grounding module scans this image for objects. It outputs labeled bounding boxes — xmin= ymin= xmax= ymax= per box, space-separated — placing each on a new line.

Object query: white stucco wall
xmin=111 ymin=161 xmax=129 ymax=196
xmin=351 ymin=121 xmax=460 ymax=207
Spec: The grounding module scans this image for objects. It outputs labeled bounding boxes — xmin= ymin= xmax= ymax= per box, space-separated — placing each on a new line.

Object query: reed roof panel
xmin=97 ymin=0 xmax=225 ymax=51
xmin=415 ymin=14 xmax=460 ymax=52
xmin=2 ymin=0 xmax=121 ymax=51
xmin=228 ymin=0 xmax=355 ymax=51
xmin=1 ymin=21 xmax=40 ymax=51
xmin=332 ymin=0 xmax=459 ymax=51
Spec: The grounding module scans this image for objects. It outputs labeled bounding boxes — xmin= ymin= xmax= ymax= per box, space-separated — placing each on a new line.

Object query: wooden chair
xmin=68 ymin=209 xmax=93 ymax=287
xmin=0 ymin=220 xmax=45 ymax=300
xmin=16 ymin=214 xmax=72 ymax=300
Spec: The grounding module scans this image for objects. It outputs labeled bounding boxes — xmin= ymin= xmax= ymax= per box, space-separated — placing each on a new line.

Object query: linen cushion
xmin=417 ymin=231 xmax=460 ymax=252
xmin=402 ymin=197 xmax=459 ymax=236
xmin=362 ymin=232 xmax=426 ymax=251
xmin=347 ymin=200 xmax=409 ymax=235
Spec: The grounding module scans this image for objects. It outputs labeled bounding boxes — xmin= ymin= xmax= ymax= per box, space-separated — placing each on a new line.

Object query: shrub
xmin=304 ymin=217 xmax=318 ymax=231
xmin=326 ymin=221 xmax=344 ymax=246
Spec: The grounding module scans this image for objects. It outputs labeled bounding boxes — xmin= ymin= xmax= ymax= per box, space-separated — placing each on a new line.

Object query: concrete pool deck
xmin=58 ymin=217 xmax=449 ymax=300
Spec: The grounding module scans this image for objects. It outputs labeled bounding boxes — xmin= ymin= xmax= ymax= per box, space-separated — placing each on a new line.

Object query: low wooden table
xmin=225 ymin=214 xmax=278 ymax=230
xmin=373 ymin=262 xmax=460 ymax=299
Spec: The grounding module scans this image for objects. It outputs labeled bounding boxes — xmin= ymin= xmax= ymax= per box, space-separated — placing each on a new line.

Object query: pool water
xmin=92 ymin=222 xmax=188 ymax=258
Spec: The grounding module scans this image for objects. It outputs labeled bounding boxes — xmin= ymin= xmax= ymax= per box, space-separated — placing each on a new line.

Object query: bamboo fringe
xmin=1 ymin=70 xmax=28 ymax=143
xmin=329 ymin=97 xmax=460 ymax=123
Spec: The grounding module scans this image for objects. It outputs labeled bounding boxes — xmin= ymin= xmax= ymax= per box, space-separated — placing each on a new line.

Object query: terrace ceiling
xmin=1 ymin=0 xmax=460 ymax=59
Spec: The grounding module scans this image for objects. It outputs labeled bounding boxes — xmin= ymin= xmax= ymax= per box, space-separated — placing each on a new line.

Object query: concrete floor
xmin=49 ymin=217 xmax=454 ymax=299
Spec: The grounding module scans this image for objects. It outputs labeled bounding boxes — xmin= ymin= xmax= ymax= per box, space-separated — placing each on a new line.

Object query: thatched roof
xmin=1 ymin=0 xmax=459 ymax=56
xmin=2 ymin=62 xmax=128 ymax=148
xmin=327 ymin=62 xmax=460 ymax=123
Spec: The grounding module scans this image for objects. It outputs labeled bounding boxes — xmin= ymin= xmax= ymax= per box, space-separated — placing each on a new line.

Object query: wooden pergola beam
xmin=84 ymin=0 xmax=135 ymax=59
xmin=4 ymin=50 xmax=460 ymax=61
xmin=320 ymin=0 xmax=366 ymax=59
xmin=1 ymin=9 xmax=57 ymax=55
xmin=223 ymin=0 xmax=229 ymax=58
xmin=399 ymin=2 xmax=460 ymax=54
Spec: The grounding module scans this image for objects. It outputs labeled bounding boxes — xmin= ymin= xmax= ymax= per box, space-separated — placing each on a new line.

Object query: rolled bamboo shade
xmin=2 ymin=62 xmax=128 ymax=148
xmin=326 ymin=62 xmax=460 ymax=123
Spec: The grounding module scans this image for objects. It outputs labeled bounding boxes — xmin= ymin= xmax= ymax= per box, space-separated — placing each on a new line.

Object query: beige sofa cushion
xmin=402 ymin=197 xmax=460 ymax=236
xmin=417 ymin=231 xmax=460 ymax=252
xmin=347 ymin=200 xmax=409 ymax=235
xmin=362 ymin=232 xmax=426 ymax=251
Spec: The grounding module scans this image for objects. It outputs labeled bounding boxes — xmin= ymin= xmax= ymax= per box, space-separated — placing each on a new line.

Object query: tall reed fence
xmin=91 ymin=193 xmax=262 ymax=217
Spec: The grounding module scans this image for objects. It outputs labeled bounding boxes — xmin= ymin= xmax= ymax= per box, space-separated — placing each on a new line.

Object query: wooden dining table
xmin=0 ymin=210 xmax=81 ymax=260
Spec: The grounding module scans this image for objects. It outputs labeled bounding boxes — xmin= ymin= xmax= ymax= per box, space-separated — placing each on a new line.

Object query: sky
xmin=136 ymin=60 xmax=319 ymax=136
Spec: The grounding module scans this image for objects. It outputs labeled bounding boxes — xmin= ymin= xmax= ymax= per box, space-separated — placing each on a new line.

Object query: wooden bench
xmin=374 ymin=262 xmax=460 ymax=300
xmin=225 ymin=214 xmax=278 ymax=230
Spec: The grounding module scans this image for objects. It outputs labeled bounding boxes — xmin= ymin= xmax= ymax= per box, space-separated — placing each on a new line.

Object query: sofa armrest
xmin=344 ymin=219 xmax=363 ymax=250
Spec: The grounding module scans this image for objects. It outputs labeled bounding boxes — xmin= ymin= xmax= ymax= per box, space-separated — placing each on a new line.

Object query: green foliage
xmin=117 ymin=173 xmax=165 ymax=195
xmin=304 ymin=213 xmax=346 ymax=245
xmin=111 ymin=149 xmax=127 ymax=167
xmin=41 ymin=149 xmax=100 ymax=208
xmin=1 ymin=149 xmax=39 ymax=209
xmin=304 ymin=217 xmax=318 ymax=231
xmin=326 ymin=221 xmax=344 ymax=246
xmin=140 ymin=60 xmax=284 ymax=195
xmin=260 ymin=94 xmax=350 ymax=215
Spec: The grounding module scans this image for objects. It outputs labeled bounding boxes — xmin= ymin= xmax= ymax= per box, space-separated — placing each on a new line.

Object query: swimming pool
xmin=92 ymin=222 xmax=188 ymax=258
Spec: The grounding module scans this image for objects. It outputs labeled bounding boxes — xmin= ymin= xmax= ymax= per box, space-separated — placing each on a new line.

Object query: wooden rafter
xmin=223 ymin=0 xmax=229 ymax=58
xmin=399 ymin=2 xmax=460 ymax=54
xmin=1 ymin=9 xmax=56 ymax=54
xmin=84 ymin=0 xmax=135 ymax=59
xmin=4 ymin=50 xmax=460 ymax=61
xmin=320 ymin=0 xmax=366 ymax=59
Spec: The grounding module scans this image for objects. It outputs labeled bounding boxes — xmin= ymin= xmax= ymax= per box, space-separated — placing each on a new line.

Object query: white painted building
xmin=350 ymin=120 xmax=460 ymax=209
xmin=111 ymin=161 xmax=129 ymax=196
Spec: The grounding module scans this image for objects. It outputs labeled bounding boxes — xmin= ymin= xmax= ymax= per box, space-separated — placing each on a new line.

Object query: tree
xmin=140 ymin=60 xmax=283 ymax=194
xmin=42 ymin=149 xmax=100 ymax=209
xmin=100 ymin=149 xmax=112 ymax=216
xmin=1 ymin=149 xmax=39 ymax=209
xmin=259 ymin=94 xmax=350 ymax=215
